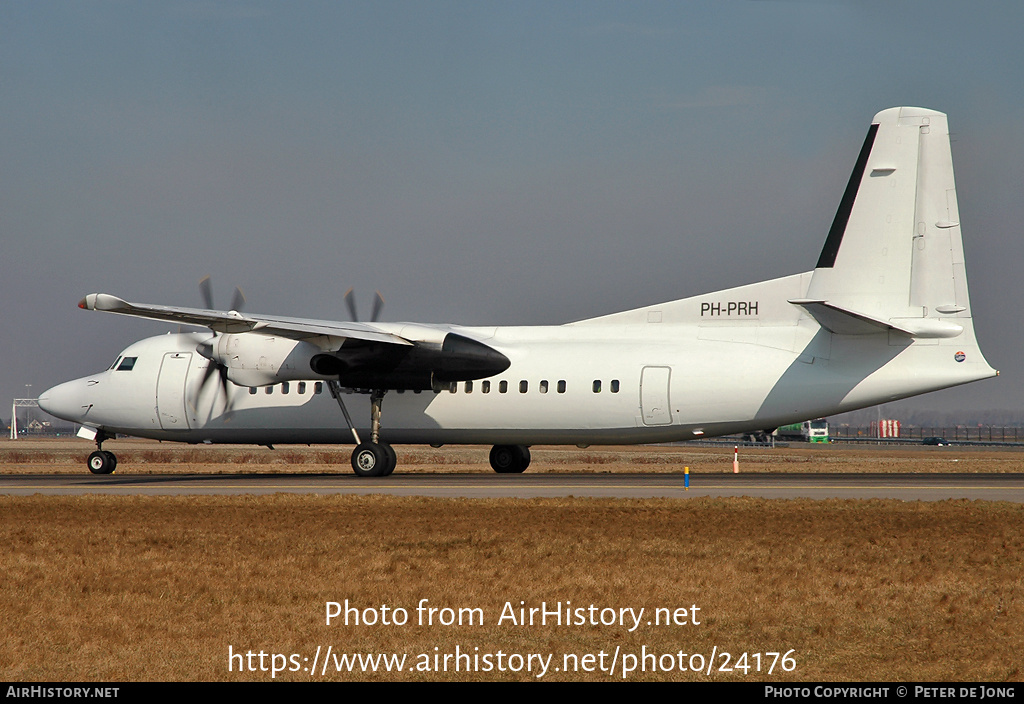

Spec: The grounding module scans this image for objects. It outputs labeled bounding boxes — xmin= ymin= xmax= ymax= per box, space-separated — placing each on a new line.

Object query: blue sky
xmin=4 ymin=1 xmax=1023 ymax=418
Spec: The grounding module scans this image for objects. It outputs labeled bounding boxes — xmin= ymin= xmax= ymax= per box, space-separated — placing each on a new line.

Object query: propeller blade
xmin=198 ymin=356 xmax=221 ymax=393
xmin=371 ymin=291 xmax=384 ymax=322
xmin=201 ymin=276 xmax=246 ymax=313
xmin=230 ymin=287 xmax=246 ymax=313
xmin=344 ymin=287 xmax=359 ymax=322
xmin=199 ymin=276 xmax=214 ymax=310
xmin=218 ymin=364 xmax=231 ymax=399
xmin=197 ymin=354 xmax=236 ymax=417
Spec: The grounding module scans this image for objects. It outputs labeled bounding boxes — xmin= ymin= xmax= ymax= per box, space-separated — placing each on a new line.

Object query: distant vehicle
xmin=922 ymin=437 xmax=949 ymax=446
xmin=776 ymin=419 xmax=829 ymax=443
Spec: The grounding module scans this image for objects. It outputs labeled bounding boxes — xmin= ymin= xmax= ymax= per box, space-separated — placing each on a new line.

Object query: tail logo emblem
xmin=955 ymin=351 xmax=966 ymax=362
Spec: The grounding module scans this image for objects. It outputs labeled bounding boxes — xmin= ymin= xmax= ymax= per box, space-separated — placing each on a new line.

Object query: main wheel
xmin=518 ymin=445 xmax=531 ymax=471
xmin=351 ymin=442 xmax=390 ymax=477
xmin=87 ymin=450 xmax=116 ymax=475
xmin=489 ymin=444 xmax=531 ymax=473
xmin=380 ymin=443 xmax=398 ymax=476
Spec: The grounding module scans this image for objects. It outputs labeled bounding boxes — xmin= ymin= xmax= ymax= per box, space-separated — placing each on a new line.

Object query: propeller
xmin=200 ymin=275 xmax=246 ymax=313
xmin=195 ymin=276 xmax=246 ymax=412
xmin=344 ymin=287 xmax=384 ymax=322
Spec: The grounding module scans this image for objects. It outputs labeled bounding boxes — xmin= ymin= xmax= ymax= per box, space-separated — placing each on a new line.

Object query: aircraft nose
xmin=37 ymin=379 xmax=92 ymax=423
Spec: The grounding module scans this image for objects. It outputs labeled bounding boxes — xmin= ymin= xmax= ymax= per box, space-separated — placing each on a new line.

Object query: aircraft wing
xmin=77 ymin=293 xmax=511 ymax=389
xmin=77 ymin=293 xmax=412 ymax=346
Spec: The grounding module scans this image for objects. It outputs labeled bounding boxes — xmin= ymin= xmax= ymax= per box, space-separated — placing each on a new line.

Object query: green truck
xmin=776 ymin=419 xmax=829 ymax=443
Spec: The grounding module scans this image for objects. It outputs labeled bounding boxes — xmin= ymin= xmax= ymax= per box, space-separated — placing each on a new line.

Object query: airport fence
xmin=830 ymin=426 xmax=1024 ymax=443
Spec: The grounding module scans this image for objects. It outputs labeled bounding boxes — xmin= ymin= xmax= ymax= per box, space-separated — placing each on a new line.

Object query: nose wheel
xmin=87 ymin=450 xmax=117 ymax=475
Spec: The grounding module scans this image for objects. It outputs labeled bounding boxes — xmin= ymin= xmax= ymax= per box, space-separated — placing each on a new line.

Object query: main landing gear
xmin=329 ymin=383 xmax=397 ymax=477
xmin=86 ymin=430 xmax=117 ymax=475
xmin=351 ymin=440 xmax=397 ymax=478
xmin=328 ymin=382 xmax=532 ymax=477
xmin=489 ymin=445 xmax=531 ymax=473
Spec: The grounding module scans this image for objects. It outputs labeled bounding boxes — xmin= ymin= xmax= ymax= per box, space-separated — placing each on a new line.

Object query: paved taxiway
xmin=4 ymin=472 xmax=1024 ymax=501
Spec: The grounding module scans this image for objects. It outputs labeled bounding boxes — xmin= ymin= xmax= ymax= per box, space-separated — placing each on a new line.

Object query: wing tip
xmin=78 ymin=293 xmax=129 ymax=312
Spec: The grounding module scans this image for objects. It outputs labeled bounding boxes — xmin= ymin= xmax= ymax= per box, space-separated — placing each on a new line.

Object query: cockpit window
xmin=109 ymin=356 xmax=122 ymax=370
xmin=116 ymin=357 xmax=138 ymax=371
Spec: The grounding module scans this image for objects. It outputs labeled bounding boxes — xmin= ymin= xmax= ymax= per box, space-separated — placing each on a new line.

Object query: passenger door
xmin=156 ymin=352 xmax=192 ymax=430
xmin=640 ymin=366 xmax=672 ymax=426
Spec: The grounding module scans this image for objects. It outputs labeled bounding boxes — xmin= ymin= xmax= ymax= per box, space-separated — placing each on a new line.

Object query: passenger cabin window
xmin=314 ymin=382 xmax=323 ymax=394
xmin=482 ymin=381 xmax=491 ymax=394
xmin=539 ymin=380 xmax=549 ymax=394
xmin=519 ymin=380 xmax=528 ymax=393
xmin=298 ymin=382 xmax=306 ymax=394
xmin=557 ymin=380 xmax=566 ymax=393
xmin=249 ymin=387 xmax=257 ymax=395
xmin=593 ymin=380 xmax=601 ymax=393
xmin=611 ymin=380 xmax=620 ymax=393
xmin=281 ymin=382 xmax=290 ymax=395
xmin=499 ymin=381 xmax=508 ymax=394
xmin=265 ymin=386 xmax=273 ymax=395
xmin=116 ymin=357 xmax=137 ymax=371
xmin=465 ymin=381 xmax=473 ymax=393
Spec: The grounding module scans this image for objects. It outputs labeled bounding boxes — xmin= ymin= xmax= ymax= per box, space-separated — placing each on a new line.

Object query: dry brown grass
xmin=2 ymin=494 xmax=1021 ymax=682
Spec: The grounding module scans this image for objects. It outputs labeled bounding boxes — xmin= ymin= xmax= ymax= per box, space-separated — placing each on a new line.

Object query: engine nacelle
xmin=197 ymin=328 xmax=510 ymax=391
xmin=197 ymin=333 xmax=332 ymax=388
xmin=309 ymin=331 xmax=510 ymax=390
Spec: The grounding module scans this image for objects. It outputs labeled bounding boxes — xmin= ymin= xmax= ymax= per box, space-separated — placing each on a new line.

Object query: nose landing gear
xmin=86 ymin=430 xmax=117 ymax=474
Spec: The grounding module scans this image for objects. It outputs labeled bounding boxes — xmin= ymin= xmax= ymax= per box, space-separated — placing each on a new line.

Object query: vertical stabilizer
xmin=801 ymin=107 xmax=973 ymax=335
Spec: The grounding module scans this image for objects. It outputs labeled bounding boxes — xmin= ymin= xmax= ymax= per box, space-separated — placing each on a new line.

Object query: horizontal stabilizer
xmin=789 ymin=299 xmax=963 ymax=338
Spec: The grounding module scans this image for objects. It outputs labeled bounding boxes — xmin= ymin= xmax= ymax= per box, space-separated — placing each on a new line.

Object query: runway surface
xmin=4 ymin=472 xmax=1024 ymax=501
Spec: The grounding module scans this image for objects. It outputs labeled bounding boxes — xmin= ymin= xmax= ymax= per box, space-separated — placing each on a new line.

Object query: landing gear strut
xmin=489 ymin=445 xmax=531 ymax=473
xmin=329 ymin=383 xmax=397 ymax=477
xmin=86 ymin=430 xmax=117 ymax=475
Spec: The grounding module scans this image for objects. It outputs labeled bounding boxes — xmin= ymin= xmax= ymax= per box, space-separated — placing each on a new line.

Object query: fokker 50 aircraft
xmin=40 ymin=107 xmax=997 ymax=476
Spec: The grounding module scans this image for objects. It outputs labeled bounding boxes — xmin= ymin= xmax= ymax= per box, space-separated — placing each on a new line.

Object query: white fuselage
xmin=39 ymin=301 xmax=993 ymax=448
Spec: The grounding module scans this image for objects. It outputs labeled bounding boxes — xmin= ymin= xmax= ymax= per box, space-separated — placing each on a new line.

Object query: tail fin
xmin=793 ymin=107 xmax=974 ymax=339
